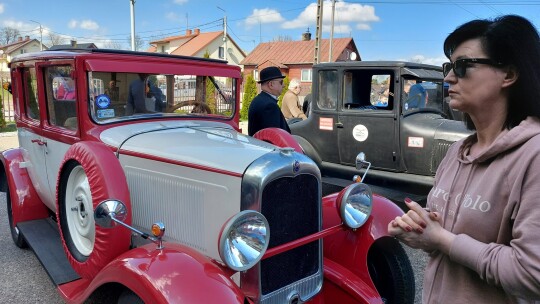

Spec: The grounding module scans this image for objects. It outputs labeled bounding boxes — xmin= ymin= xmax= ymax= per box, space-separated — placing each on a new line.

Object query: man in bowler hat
xmin=248 ymin=66 xmax=291 ymax=136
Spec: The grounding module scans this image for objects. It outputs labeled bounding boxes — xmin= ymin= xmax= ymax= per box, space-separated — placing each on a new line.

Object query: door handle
xmin=336 ymin=122 xmax=344 ymax=128
xmin=31 ymin=139 xmax=47 ymax=146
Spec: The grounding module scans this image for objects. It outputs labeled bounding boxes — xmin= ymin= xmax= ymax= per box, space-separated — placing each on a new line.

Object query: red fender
xmin=0 ymin=148 xmax=49 ymax=225
xmin=56 ymin=141 xmax=132 ymax=279
xmin=57 ymin=243 xmax=245 ymax=304
xmin=253 ymin=128 xmax=303 ymax=153
xmin=321 ymin=188 xmax=404 ymax=300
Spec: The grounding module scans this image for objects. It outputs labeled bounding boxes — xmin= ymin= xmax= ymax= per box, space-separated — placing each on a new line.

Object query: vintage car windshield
xmin=88 ymin=72 xmax=236 ymax=123
xmin=402 ymin=79 xmax=444 ymax=113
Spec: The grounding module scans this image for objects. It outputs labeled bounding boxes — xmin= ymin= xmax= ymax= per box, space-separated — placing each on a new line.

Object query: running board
xmin=17 ymin=218 xmax=80 ymax=285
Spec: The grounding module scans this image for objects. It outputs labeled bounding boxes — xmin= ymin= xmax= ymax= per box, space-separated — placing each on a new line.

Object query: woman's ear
xmin=502 ymin=65 xmax=518 ymax=88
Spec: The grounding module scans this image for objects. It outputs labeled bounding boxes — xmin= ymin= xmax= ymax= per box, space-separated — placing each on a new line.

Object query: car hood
xmin=100 ymin=120 xmax=275 ymax=175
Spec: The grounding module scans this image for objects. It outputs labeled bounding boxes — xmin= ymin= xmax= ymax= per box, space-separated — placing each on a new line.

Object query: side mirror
xmin=94 ymin=199 xmax=127 ymax=228
xmin=354 ymin=152 xmax=371 ymax=183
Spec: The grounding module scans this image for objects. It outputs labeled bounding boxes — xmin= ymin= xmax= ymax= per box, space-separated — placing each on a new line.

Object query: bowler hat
xmin=258 ymin=66 xmax=285 ymax=83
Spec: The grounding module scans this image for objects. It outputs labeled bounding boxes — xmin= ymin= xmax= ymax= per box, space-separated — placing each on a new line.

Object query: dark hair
xmin=444 ymin=15 xmax=540 ymax=130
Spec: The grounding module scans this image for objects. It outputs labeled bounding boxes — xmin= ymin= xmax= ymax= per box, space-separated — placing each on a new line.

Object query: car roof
xmin=314 ymin=60 xmax=442 ymax=71
xmin=10 ymin=48 xmax=228 ymax=65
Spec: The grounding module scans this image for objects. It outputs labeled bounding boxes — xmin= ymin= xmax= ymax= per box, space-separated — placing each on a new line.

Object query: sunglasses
xmin=442 ymin=58 xmax=504 ymax=78
xmin=271 ymin=79 xmax=283 ymax=85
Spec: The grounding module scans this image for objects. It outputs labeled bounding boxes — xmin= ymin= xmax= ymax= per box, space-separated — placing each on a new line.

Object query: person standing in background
xmin=281 ymin=78 xmax=307 ymax=121
xmin=248 ymin=66 xmax=290 ymax=136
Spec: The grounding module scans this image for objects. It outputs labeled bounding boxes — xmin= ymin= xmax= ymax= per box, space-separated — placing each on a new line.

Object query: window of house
xmin=161 ymin=45 xmax=166 ymax=53
xmin=219 ymin=47 xmax=224 ymax=59
xmin=301 ymin=69 xmax=312 ymax=82
xmin=253 ymin=69 xmax=259 ymax=82
xmin=23 ymin=67 xmax=40 ymax=120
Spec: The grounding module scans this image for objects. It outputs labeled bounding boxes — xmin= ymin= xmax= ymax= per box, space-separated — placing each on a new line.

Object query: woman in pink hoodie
xmin=389 ymin=15 xmax=540 ymax=303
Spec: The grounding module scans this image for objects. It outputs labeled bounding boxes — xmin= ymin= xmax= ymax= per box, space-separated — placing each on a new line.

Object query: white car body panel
xmin=100 ymin=120 xmax=275 ymax=175
xmin=99 ymin=120 xmax=278 ymax=261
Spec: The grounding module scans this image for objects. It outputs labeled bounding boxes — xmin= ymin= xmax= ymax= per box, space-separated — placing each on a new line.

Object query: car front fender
xmin=321 ymin=191 xmax=404 ymax=297
xmin=59 ymin=243 xmax=246 ymax=304
xmin=0 ymin=148 xmax=49 ymax=224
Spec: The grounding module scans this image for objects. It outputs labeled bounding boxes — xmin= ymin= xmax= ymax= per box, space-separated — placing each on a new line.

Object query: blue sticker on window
xmin=96 ymin=94 xmax=111 ymax=109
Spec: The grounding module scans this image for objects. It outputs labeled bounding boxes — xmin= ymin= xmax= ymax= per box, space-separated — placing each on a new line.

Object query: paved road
xmin=0 ymin=132 xmax=427 ymax=303
xmin=0 ymin=192 xmax=64 ymax=303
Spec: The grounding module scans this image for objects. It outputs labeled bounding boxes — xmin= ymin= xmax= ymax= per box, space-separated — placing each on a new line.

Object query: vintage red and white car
xmin=0 ymin=49 xmax=414 ymax=303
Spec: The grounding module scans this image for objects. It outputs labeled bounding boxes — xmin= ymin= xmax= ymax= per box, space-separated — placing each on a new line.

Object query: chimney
xmin=70 ymin=40 xmax=77 ymax=48
xmin=301 ymin=28 xmax=311 ymax=41
xmin=194 ymin=28 xmax=200 ymax=35
xmin=25 ymin=36 xmax=30 ymax=41
xmin=186 ymin=29 xmax=192 ymax=36
xmin=17 ymin=36 xmax=22 ymax=42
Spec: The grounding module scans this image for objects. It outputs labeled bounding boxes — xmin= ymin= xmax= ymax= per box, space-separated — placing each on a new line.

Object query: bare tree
xmin=127 ymin=35 xmax=146 ymax=51
xmin=47 ymin=32 xmax=66 ymax=47
xmin=104 ymin=40 xmax=124 ymax=50
xmin=272 ymin=35 xmax=293 ymax=42
xmin=0 ymin=27 xmax=21 ymax=45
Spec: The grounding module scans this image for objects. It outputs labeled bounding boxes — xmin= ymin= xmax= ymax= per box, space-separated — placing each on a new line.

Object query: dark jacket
xmin=248 ymin=91 xmax=291 ymax=136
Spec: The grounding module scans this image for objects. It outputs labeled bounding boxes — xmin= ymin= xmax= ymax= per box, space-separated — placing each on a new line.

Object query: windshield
xmin=402 ymin=79 xmax=444 ymax=113
xmin=88 ymin=72 xmax=236 ymax=123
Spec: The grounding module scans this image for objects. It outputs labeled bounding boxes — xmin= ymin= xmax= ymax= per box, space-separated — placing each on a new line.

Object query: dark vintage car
xmin=290 ymin=61 xmax=472 ymax=205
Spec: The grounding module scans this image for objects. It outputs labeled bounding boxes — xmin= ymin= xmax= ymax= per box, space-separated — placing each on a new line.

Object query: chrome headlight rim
xmin=218 ymin=210 xmax=270 ymax=272
xmin=339 ymin=183 xmax=373 ymax=229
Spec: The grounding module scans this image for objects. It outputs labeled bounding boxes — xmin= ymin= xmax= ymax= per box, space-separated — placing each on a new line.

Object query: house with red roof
xmin=0 ymin=36 xmax=47 ymax=79
xmin=240 ymin=32 xmax=360 ymax=93
xmin=147 ymin=29 xmax=246 ymax=67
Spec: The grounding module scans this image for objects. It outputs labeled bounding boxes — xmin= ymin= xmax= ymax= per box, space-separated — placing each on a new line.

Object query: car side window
xmin=342 ymin=70 xmax=394 ymax=111
xmin=22 ymin=67 xmax=40 ymax=121
xmin=45 ymin=66 xmax=78 ymax=131
xmin=318 ymin=70 xmax=337 ymax=110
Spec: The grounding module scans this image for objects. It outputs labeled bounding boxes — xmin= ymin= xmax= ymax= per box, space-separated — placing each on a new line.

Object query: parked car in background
xmin=0 ymin=49 xmax=414 ymax=303
xmin=291 ymin=61 xmax=472 ymax=206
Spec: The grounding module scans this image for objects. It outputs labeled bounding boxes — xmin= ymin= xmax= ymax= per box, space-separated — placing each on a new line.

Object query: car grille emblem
xmin=293 ymin=160 xmax=300 ymax=173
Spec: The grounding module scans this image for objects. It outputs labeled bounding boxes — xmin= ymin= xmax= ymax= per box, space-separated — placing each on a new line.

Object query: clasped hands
xmin=388 ymin=198 xmax=455 ymax=254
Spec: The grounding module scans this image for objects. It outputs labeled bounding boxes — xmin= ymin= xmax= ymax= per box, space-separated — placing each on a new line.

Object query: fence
xmin=1 ymin=78 xmax=14 ymax=123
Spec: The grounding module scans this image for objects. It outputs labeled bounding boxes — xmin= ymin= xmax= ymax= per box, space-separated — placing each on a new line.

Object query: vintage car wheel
xmin=59 ymin=161 xmax=95 ymax=260
xmin=367 ymin=240 xmax=415 ymax=304
xmin=57 ymin=142 xmax=132 ymax=279
xmin=6 ymin=185 xmax=27 ymax=248
xmin=117 ymin=290 xmax=143 ymax=304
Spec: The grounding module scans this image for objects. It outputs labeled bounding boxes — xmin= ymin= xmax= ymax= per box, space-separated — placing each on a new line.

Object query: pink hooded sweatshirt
xmin=423 ymin=117 xmax=540 ymax=304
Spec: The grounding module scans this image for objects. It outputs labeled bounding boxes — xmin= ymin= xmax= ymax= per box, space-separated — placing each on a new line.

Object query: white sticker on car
xmin=319 ymin=117 xmax=333 ymax=130
xmin=97 ymin=109 xmax=115 ymax=119
xmin=352 ymin=124 xmax=368 ymax=142
xmin=408 ymin=137 xmax=424 ymax=148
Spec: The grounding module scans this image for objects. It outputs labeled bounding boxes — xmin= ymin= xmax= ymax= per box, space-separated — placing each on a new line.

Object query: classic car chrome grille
xmin=125 ymin=167 xmax=206 ymax=252
xmin=431 ymin=140 xmax=453 ymax=174
xmin=240 ymin=150 xmax=323 ymax=303
xmin=260 ymin=174 xmax=319 ymax=294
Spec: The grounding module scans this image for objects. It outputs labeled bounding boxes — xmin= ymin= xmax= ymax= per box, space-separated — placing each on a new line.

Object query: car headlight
xmin=219 ymin=210 xmax=270 ymax=272
xmin=339 ymin=183 xmax=373 ymax=229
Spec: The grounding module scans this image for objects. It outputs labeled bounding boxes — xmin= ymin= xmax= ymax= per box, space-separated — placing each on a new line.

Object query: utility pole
xmin=29 ymin=20 xmax=43 ymax=51
xmin=313 ymin=0 xmax=324 ymax=64
xmin=130 ymin=0 xmax=136 ymax=51
xmin=329 ymin=0 xmax=336 ymax=62
xmin=217 ymin=7 xmax=228 ymax=61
